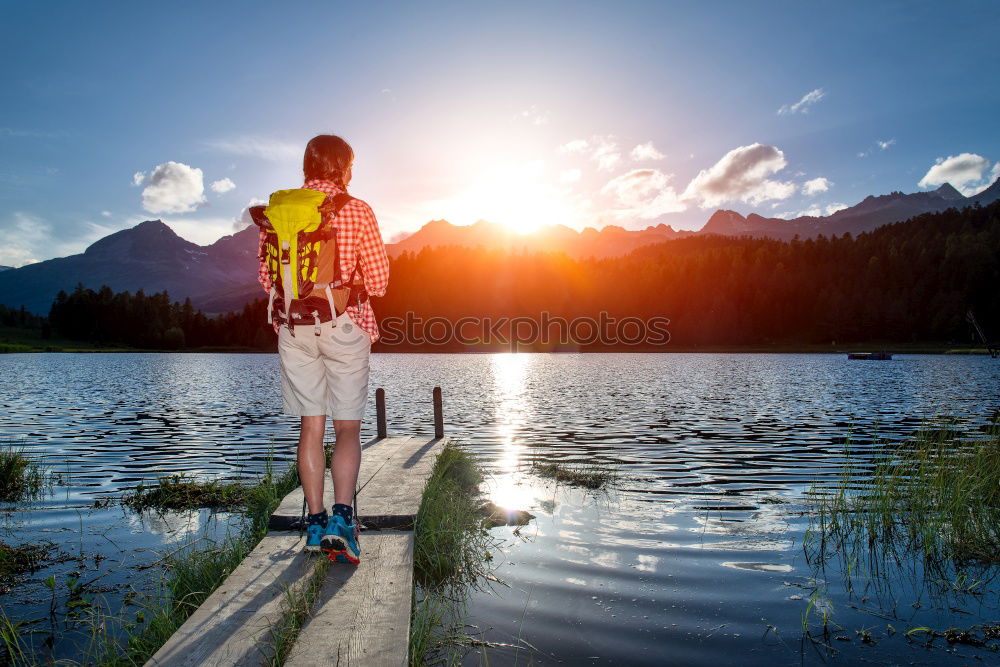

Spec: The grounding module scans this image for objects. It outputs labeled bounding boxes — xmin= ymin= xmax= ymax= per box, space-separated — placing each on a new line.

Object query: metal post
xmin=376 ymin=387 xmax=387 ymax=439
xmin=433 ymin=386 xmax=444 ymax=438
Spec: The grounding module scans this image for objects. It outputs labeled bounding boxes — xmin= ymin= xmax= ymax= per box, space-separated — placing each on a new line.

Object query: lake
xmin=1 ymin=352 xmax=999 ymax=664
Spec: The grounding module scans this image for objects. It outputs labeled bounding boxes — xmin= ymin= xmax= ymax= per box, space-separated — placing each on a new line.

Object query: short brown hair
xmin=303 ymin=135 xmax=354 ymax=188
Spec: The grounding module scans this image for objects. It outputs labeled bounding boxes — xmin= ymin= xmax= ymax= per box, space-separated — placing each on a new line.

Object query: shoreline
xmin=2 ymin=343 xmax=992 ymax=355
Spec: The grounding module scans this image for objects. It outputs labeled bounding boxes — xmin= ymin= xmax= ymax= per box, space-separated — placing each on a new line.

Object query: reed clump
xmin=807 ymin=420 xmax=1000 ymax=594
xmin=816 ymin=424 xmax=1000 ymax=560
xmin=530 ymin=458 xmax=619 ymax=490
xmin=0 ymin=446 xmax=49 ymax=503
xmin=121 ymin=473 xmax=253 ymax=511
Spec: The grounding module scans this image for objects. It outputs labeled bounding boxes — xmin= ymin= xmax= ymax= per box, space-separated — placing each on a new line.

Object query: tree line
xmin=46 ymin=286 xmax=273 ymax=349
xmin=15 ymin=199 xmax=1000 ymax=350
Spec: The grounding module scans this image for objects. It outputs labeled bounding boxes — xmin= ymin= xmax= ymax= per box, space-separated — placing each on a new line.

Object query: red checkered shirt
xmin=257 ymin=179 xmax=390 ymax=342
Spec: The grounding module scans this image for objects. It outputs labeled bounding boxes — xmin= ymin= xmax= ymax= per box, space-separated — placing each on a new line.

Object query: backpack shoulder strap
xmin=318 ymin=193 xmax=354 ymax=220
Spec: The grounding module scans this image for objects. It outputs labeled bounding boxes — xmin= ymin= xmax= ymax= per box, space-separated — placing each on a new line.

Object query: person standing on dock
xmin=251 ymin=134 xmax=390 ymax=563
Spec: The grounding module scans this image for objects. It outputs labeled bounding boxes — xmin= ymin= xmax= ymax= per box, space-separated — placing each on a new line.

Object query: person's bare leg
xmin=297 ymin=415 xmax=327 ymax=515
xmin=330 ymin=419 xmax=361 ymax=506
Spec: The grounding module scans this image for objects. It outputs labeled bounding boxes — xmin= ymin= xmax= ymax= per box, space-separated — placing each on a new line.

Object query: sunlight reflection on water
xmin=1 ymin=352 xmax=998 ymax=665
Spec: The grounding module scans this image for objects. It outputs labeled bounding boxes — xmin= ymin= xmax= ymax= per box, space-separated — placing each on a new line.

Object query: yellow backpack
xmin=250 ymin=188 xmax=359 ymax=335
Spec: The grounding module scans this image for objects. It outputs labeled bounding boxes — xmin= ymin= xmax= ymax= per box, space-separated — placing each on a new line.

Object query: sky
xmin=1 ymin=0 xmax=998 ymax=266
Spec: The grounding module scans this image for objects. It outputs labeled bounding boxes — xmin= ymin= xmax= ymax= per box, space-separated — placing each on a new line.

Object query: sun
xmin=440 ymin=161 xmax=577 ymax=234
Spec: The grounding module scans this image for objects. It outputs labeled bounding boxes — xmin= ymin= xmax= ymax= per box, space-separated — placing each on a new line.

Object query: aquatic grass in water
xmin=806 ymin=420 xmax=1000 ymax=602
xmin=0 ymin=460 xmax=301 ymax=665
xmin=121 ymin=473 xmax=252 ymax=511
xmin=99 ymin=462 xmax=299 ymax=665
xmin=0 ymin=446 xmax=49 ymax=503
xmin=529 ymin=458 xmax=620 ymax=490
xmin=0 ymin=542 xmax=52 ymax=594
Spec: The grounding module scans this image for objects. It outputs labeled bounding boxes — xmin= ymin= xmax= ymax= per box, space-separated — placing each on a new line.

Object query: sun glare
xmin=440 ymin=161 xmax=577 ymax=234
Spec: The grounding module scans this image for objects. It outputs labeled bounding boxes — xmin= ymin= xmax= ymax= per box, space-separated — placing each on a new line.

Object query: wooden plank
xmin=270 ymin=436 xmax=412 ymax=530
xmin=145 ymin=531 xmax=312 ymax=667
xmin=284 ymin=531 xmax=414 ymax=667
xmin=354 ymin=436 xmax=445 ymax=523
xmin=151 ymin=435 xmax=446 ymax=667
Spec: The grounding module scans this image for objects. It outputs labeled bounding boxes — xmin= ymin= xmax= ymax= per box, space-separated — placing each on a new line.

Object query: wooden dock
xmin=146 ymin=389 xmax=447 ymax=667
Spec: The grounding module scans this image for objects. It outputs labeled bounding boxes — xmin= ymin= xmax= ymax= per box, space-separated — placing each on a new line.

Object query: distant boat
xmin=847 ymin=351 xmax=893 ymax=360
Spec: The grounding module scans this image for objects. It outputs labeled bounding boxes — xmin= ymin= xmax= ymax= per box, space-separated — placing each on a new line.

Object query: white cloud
xmin=802 ymin=177 xmax=831 ymax=196
xmin=602 ymin=169 xmax=686 ymax=219
xmin=681 ymin=143 xmax=796 ymax=208
xmin=559 ymin=139 xmax=589 ymax=153
xmin=132 ymin=171 xmax=145 ymax=186
xmin=141 ymin=161 xmax=206 ymax=214
xmin=859 ymin=138 xmax=897 ymax=158
xmin=0 ymin=212 xmax=112 ymax=267
xmin=777 ymin=88 xmax=825 ymax=115
xmin=592 ymin=142 xmax=621 ymax=171
xmin=558 ymin=135 xmax=621 ymax=171
xmin=0 ymin=212 xmax=50 ymax=266
xmin=796 ymin=207 xmax=822 ymax=217
xmin=826 ymin=202 xmax=849 ymax=215
xmin=210 ymin=177 xmax=236 ymax=194
xmin=517 ymin=105 xmax=550 ymax=125
xmin=630 ymin=141 xmax=665 ymax=161
xmin=234 ymin=197 xmax=268 ymax=231
xmin=205 ymin=136 xmax=300 ymax=161
xmin=559 ymin=168 xmax=582 ymax=183
xmin=100 ymin=210 xmax=111 ymax=217
xmin=918 ymin=153 xmax=992 ymax=196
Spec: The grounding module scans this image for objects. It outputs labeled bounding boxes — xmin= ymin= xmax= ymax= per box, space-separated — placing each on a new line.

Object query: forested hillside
xmin=24 ymin=200 xmax=1000 ymax=351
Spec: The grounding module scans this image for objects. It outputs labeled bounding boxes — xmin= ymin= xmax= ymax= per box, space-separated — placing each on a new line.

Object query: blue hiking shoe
xmin=321 ymin=514 xmax=360 ymax=564
xmin=304 ymin=522 xmax=324 ymax=553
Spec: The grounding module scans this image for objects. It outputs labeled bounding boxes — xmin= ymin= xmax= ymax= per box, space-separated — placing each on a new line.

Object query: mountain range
xmin=2 ymin=178 xmax=998 ymax=315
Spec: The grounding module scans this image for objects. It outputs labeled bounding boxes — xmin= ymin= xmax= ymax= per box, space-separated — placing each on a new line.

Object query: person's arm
xmin=356 ymin=202 xmax=390 ymax=297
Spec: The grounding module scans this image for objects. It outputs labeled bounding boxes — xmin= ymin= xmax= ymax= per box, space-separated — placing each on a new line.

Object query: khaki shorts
xmin=277 ymin=311 xmax=371 ymax=419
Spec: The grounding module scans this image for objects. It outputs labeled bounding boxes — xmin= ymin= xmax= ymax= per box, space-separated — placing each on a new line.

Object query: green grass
xmin=805 ymin=419 xmax=1000 ymax=598
xmin=97 ymin=463 xmax=299 ymax=665
xmin=264 ymin=557 xmax=332 ymax=666
xmin=0 ymin=542 xmax=52 ymax=594
xmin=0 ymin=461 xmax=302 ymax=666
xmin=410 ymin=443 xmax=500 ymax=666
xmin=529 ymin=458 xmax=619 ymax=490
xmin=0 ymin=446 xmax=49 ymax=503
xmin=121 ymin=474 xmax=252 ymax=511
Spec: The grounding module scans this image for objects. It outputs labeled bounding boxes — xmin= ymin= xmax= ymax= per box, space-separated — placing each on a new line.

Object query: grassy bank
xmin=805 ymin=419 xmax=1000 ymax=594
xmin=410 ymin=443 xmax=500 ymax=665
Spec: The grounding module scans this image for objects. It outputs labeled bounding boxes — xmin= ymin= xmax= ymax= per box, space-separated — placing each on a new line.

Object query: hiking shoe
xmin=304 ymin=522 xmax=324 ymax=553
xmin=322 ymin=514 xmax=360 ymax=564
